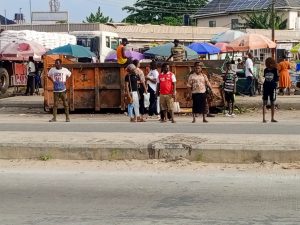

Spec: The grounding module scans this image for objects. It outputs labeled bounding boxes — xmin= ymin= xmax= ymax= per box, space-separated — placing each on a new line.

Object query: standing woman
xmin=262 ymin=57 xmax=279 ymax=123
xmin=187 ymin=62 xmax=212 ymax=123
xmin=278 ymin=55 xmax=291 ymax=95
xmin=132 ymin=59 xmax=148 ymax=122
xmin=125 ymin=64 xmax=140 ymax=122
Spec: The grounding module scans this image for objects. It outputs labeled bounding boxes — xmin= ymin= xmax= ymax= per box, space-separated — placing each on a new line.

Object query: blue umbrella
xmin=188 ymin=42 xmax=221 ymax=55
xmin=45 ymin=44 xmax=96 ymax=58
xmin=144 ymin=43 xmax=198 ymax=60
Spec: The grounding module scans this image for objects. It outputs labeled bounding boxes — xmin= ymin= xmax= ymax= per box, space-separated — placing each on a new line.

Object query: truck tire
xmin=0 ymin=68 xmax=9 ymax=94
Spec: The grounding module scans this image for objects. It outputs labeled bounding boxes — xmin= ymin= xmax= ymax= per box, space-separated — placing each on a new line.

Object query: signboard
xmin=11 ymin=63 xmax=27 ymax=86
xmin=277 ymin=43 xmax=293 ymax=50
xmin=32 ymin=11 xmax=68 ymax=21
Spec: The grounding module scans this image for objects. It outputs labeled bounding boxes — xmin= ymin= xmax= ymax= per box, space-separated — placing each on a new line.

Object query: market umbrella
xmin=188 ymin=42 xmax=221 ymax=54
xmin=0 ymin=40 xmax=46 ymax=60
xmin=214 ymin=42 xmax=232 ymax=53
xmin=105 ymin=50 xmax=144 ymax=62
xmin=45 ymin=44 xmax=96 ymax=58
xmin=211 ymin=30 xmax=246 ymax=43
xmin=290 ymin=43 xmax=300 ymax=53
xmin=227 ymin=34 xmax=276 ymax=51
xmin=144 ymin=43 xmax=198 ymax=60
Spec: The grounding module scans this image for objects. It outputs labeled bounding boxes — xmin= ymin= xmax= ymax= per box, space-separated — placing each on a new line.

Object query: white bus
xmin=70 ymin=31 xmax=119 ymax=62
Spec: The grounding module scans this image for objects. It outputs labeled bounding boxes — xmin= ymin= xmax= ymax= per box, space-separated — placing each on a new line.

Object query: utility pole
xmin=4 ymin=10 xmax=7 ymax=30
xmin=29 ymin=0 xmax=33 ymax=30
xmin=271 ymin=0 xmax=276 ymax=58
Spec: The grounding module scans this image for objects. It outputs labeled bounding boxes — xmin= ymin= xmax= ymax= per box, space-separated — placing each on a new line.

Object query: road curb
xmin=0 ymin=143 xmax=299 ymax=163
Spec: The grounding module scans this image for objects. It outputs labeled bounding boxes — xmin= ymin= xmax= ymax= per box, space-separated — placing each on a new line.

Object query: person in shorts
xmin=223 ymin=62 xmax=238 ymax=117
xmin=262 ymin=57 xmax=279 ymax=123
xmin=156 ymin=63 xmax=176 ymax=123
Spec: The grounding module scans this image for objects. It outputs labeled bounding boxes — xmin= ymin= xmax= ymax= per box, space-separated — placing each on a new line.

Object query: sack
xmin=143 ymin=93 xmax=150 ymax=108
xmin=124 ymin=92 xmax=133 ymax=105
xmin=173 ymin=101 xmax=181 ymax=113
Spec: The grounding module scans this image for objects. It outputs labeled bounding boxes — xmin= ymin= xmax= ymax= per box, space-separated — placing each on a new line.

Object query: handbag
xmin=205 ymin=85 xmax=212 ymax=95
xmin=124 ymin=74 xmax=133 ymax=105
xmin=124 ymin=92 xmax=133 ymax=105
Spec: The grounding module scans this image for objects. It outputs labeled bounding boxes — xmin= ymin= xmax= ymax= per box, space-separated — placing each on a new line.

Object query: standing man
xmin=117 ymin=38 xmax=131 ymax=66
xmin=244 ymin=52 xmax=255 ymax=96
xmin=157 ymin=63 xmax=176 ymax=123
xmin=167 ymin=39 xmax=187 ymax=62
xmin=25 ymin=56 xmax=36 ymax=96
xmin=48 ymin=59 xmax=71 ymax=122
xmin=146 ymin=61 xmax=159 ymax=117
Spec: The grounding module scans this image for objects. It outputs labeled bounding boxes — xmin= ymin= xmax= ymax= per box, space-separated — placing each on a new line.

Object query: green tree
xmin=122 ymin=0 xmax=208 ymax=26
xmin=83 ymin=7 xmax=113 ymax=23
xmin=240 ymin=8 xmax=287 ymax=30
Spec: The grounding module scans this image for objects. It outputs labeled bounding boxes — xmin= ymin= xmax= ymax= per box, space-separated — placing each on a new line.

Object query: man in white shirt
xmin=48 ymin=59 xmax=71 ymax=122
xmin=146 ymin=61 xmax=159 ymax=116
xmin=244 ymin=52 xmax=255 ymax=96
xmin=25 ymin=56 xmax=36 ymax=96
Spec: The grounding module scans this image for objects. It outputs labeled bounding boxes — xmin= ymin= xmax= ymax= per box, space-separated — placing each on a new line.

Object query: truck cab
xmin=70 ymin=31 xmax=119 ymax=62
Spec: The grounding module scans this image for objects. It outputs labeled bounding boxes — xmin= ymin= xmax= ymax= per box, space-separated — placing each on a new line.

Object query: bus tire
xmin=0 ymin=68 xmax=9 ymax=94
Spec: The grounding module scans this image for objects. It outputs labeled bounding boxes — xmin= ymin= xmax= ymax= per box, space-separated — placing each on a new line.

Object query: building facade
xmin=194 ymin=0 xmax=300 ymax=30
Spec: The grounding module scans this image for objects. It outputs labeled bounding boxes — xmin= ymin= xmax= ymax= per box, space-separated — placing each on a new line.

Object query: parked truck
xmin=0 ymin=30 xmax=76 ymax=94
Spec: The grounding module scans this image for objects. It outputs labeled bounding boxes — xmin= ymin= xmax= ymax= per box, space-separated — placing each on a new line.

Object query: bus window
xmin=111 ymin=37 xmax=119 ymax=50
xmin=77 ymin=38 xmax=91 ymax=48
xmin=106 ymin=36 xmax=111 ymax=48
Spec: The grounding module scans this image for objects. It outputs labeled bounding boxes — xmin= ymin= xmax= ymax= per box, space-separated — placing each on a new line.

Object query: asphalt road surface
xmin=0 ymin=163 xmax=299 ymax=225
xmin=0 ymin=121 xmax=299 ymax=135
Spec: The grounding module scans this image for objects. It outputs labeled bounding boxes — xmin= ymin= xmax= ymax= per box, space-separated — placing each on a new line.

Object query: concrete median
xmin=0 ymin=132 xmax=299 ymax=163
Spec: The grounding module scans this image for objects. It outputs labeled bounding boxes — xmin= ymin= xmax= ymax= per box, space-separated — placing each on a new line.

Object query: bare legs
xmin=263 ymin=103 xmax=277 ymax=123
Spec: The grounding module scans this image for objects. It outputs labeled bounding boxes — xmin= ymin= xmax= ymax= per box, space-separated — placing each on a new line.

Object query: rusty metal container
xmin=43 ymin=56 xmax=224 ymax=112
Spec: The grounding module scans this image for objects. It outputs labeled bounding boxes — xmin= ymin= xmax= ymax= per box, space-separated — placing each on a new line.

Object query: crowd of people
xmin=43 ymin=38 xmax=293 ymax=123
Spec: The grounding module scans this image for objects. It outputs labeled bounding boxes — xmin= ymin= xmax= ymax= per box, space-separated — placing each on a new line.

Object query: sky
xmin=0 ymin=0 xmax=136 ymax=23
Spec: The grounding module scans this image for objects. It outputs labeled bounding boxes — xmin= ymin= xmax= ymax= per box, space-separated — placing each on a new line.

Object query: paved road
xmin=0 ymin=167 xmax=299 ymax=225
xmin=0 ymin=121 xmax=299 ymax=135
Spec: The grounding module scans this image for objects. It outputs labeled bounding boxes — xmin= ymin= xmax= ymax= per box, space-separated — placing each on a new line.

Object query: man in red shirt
xmin=157 ymin=63 xmax=176 ymax=123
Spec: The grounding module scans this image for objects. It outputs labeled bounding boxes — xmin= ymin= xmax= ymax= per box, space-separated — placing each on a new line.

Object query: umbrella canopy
xmin=188 ymin=42 xmax=221 ymax=55
xmin=214 ymin=42 xmax=232 ymax=53
xmin=0 ymin=41 xmax=46 ymax=61
xmin=291 ymin=43 xmax=300 ymax=54
xmin=227 ymin=34 xmax=276 ymax=51
xmin=144 ymin=43 xmax=198 ymax=60
xmin=105 ymin=50 xmax=144 ymax=62
xmin=45 ymin=44 xmax=96 ymax=58
xmin=211 ymin=30 xmax=246 ymax=43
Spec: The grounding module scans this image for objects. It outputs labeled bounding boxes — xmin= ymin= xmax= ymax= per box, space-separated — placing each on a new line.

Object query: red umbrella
xmin=214 ymin=42 xmax=233 ymax=53
xmin=0 ymin=41 xmax=46 ymax=61
xmin=227 ymin=34 xmax=276 ymax=51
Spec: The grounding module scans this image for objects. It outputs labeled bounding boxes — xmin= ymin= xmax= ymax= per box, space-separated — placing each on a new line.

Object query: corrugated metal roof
xmin=195 ymin=0 xmax=300 ymax=18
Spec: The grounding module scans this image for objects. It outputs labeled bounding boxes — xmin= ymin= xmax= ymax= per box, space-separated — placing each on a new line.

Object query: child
xmin=223 ymin=62 xmax=238 ymax=117
xmin=262 ymin=57 xmax=279 ymax=123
